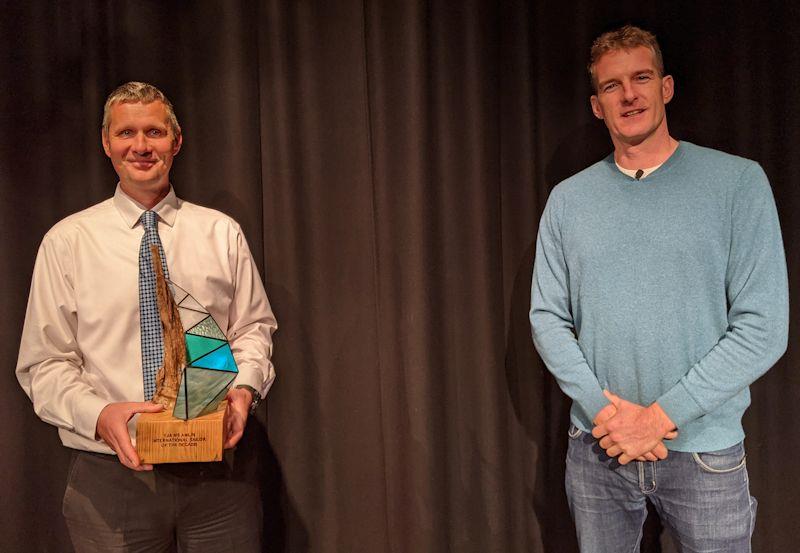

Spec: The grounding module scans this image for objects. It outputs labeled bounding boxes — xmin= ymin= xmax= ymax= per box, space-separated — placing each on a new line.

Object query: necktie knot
xmin=141 ymin=210 xmax=158 ymax=231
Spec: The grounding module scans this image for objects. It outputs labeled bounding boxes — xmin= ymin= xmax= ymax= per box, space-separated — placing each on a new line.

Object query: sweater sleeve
xmin=529 ymin=189 xmax=610 ymax=423
xmin=657 ymin=163 xmax=789 ymax=428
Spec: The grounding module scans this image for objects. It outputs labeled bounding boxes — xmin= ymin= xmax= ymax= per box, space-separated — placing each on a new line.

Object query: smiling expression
xmin=102 ymin=100 xmax=182 ymax=199
xmin=590 ymin=46 xmax=674 ymax=148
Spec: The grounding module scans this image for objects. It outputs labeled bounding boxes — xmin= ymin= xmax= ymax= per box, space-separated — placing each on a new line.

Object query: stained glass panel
xmin=191 ymin=343 xmax=237 ymax=373
xmin=178 ymin=306 xmax=208 ymax=331
xmin=186 ymin=316 xmax=227 ymax=341
xmin=185 ymin=334 xmax=226 ymax=364
xmin=167 ymin=279 xmax=238 ymax=421
xmin=178 ymin=294 xmax=206 ymax=313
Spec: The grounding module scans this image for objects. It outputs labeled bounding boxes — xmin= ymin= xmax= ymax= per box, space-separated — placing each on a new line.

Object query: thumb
xmin=603 ymin=389 xmax=621 ymax=406
xmin=132 ymin=402 xmax=166 ymax=414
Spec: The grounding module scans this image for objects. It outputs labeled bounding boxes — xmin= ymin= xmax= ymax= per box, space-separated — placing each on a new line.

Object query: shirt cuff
xmin=73 ymin=393 xmax=113 ymax=442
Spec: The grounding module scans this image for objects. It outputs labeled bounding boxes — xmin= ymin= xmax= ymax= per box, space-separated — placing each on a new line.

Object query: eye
xmin=118 ymin=129 xmax=133 ymax=137
xmin=602 ymin=82 xmax=618 ymax=93
xmin=147 ymin=128 xmax=164 ymax=137
xmin=636 ymin=74 xmax=652 ymax=82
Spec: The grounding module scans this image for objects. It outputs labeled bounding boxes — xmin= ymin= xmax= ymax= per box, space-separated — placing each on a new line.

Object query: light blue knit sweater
xmin=530 ymin=142 xmax=788 ymax=452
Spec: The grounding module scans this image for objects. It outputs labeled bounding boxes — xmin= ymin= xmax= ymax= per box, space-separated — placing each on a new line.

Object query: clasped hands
xmin=591 ymin=390 xmax=678 ymax=465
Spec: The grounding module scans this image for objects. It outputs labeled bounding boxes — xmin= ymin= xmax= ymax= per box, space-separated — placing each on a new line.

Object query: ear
xmin=172 ymin=133 xmax=183 ymax=156
xmin=661 ymin=74 xmax=675 ymax=105
xmin=101 ymin=130 xmax=111 ymax=157
xmin=590 ymin=95 xmax=604 ymax=120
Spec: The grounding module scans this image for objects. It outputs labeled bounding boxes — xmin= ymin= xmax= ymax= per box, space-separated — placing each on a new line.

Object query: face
xmin=102 ymin=101 xmax=182 ymax=198
xmin=590 ymin=46 xmax=674 ymax=148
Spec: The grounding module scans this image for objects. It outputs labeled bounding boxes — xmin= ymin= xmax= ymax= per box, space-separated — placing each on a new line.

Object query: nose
xmin=621 ymin=81 xmax=637 ymax=103
xmin=132 ymin=132 xmax=152 ymax=155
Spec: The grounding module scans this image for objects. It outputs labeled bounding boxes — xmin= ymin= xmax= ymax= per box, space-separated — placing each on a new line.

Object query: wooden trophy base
xmin=136 ymin=401 xmax=226 ymax=464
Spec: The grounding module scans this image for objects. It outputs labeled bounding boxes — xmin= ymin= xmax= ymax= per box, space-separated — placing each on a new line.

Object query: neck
xmin=119 ymin=182 xmax=170 ymax=210
xmin=613 ymin=125 xmax=678 ymax=170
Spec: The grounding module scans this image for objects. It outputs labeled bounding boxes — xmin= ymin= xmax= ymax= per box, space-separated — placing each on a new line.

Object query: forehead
xmin=108 ymin=101 xmax=169 ymax=128
xmin=594 ymin=46 xmax=657 ymax=80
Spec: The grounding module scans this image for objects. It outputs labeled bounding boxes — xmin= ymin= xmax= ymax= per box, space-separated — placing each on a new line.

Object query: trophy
xmin=136 ymin=246 xmax=237 ymax=463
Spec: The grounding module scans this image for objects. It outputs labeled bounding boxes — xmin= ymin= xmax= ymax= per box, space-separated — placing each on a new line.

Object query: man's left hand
xmin=592 ymin=390 xmax=677 ymax=464
xmin=223 ymin=387 xmax=252 ymax=449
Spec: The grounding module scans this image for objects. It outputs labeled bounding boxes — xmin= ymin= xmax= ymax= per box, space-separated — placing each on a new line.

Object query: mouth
xmin=622 ymin=108 xmax=646 ymax=118
xmin=129 ymin=160 xmax=157 ymax=170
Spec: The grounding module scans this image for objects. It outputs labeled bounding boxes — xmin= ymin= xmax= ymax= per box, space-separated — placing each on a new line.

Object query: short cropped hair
xmin=102 ymin=81 xmax=181 ymax=138
xmin=588 ymin=25 xmax=664 ymax=92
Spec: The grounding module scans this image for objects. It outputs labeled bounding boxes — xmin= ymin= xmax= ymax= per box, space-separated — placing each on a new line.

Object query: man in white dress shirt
xmin=17 ymin=81 xmax=277 ymax=552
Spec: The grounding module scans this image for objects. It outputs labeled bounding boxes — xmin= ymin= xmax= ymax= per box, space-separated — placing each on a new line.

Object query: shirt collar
xmin=113 ymin=184 xmax=179 ymax=229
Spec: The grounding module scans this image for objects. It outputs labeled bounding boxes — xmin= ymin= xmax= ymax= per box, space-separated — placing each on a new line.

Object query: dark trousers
xmin=62 ymin=450 xmax=262 ymax=553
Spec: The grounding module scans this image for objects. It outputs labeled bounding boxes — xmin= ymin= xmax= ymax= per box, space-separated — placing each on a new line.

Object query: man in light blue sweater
xmin=530 ymin=26 xmax=788 ymax=552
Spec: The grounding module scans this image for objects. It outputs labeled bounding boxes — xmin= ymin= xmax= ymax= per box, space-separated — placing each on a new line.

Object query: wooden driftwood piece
xmin=149 ymin=244 xmax=185 ymax=409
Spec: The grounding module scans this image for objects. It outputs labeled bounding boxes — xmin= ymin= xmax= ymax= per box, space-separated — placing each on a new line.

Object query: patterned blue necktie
xmin=139 ymin=210 xmax=170 ymax=400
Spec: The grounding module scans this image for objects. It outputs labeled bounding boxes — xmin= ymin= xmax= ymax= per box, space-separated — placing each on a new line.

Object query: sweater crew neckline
xmin=605 ymin=141 xmax=688 ymax=183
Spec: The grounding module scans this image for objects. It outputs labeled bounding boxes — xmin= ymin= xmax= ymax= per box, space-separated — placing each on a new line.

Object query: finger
xmin=591 ymin=425 xmax=609 ymax=439
xmin=223 ymin=417 xmax=244 ymax=449
xmin=664 ymin=430 xmax=678 ymax=440
xmin=602 ymin=389 xmax=621 ymax=406
xmin=652 ymin=443 xmax=669 ymax=460
xmin=108 ymin=420 xmax=143 ymax=470
xmin=224 ymin=429 xmax=243 ymax=449
xmin=642 ymin=452 xmax=658 ymax=462
xmin=606 ymin=444 xmax=622 ymax=458
xmin=618 ymin=453 xmax=633 ymax=465
xmin=599 ymin=436 xmax=615 ymax=450
xmin=131 ymin=402 xmax=166 ymax=414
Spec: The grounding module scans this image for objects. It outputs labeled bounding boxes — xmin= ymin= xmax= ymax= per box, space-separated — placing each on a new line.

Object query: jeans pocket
xmin=691 ymin=442 xmax=746 ymax=474
xmin=567 ymin=423 xmax=584 ymax=439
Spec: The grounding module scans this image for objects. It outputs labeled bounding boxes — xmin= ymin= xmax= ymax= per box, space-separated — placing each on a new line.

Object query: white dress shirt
xmin=17 ymin=185 xmax=277 ymax=454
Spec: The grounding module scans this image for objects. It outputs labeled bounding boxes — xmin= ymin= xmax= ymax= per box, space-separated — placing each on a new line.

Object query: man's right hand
xmin=592 ymin=400 xmax=673 ymax=463
xmin=96 ymin=402 xmax=164 ymax=471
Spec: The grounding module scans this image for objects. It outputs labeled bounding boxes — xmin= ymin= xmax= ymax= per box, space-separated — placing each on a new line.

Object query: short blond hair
xmin=588 ymin=25 xmax=664 ymax=92
xmin=102 ymin=81 xmax=181 ymax=138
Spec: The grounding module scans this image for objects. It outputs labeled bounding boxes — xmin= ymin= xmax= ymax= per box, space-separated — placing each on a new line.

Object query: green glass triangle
xmin=191 ymin=343 xmax=238 ymax=373
xmin=196 ymin=375 xmax=236 ymax=417
xmin=183 ymin=367 xmax=236 ymax=419
xmin=172 ymin=368 xmax=190 ymax=420
xmin=186 ymin=316 xmax=226 ymax=341
xmin=185 ymin=334 xmax=226 ymax=364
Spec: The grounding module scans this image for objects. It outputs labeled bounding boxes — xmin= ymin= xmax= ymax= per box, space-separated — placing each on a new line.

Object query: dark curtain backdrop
xmin=2 ymin=1 xmax=798 ymax=552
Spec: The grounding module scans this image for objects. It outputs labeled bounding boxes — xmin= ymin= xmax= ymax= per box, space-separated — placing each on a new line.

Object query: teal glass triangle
xmin=185 ymin=334 xmax=226 ymax=364
xmin=191 ymin=343 xmax=238 ymax=373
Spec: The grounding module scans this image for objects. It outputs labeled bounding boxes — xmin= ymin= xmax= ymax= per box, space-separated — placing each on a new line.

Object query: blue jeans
xmin=565 ymin=424 xmax=756 ymax=553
